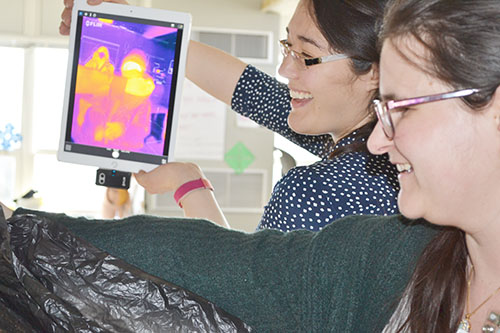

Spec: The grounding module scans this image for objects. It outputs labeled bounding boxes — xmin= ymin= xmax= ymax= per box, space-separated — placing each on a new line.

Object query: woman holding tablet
xmin=60 ymin=0 xmax=399 ymax=231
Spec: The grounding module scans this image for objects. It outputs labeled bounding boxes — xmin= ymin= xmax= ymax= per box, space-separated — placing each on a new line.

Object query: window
xmin=1 ymin=46 xmax=109 ymax=216
xmin=32 ymin=47 xmax=67 ymax=152
xmin=0 ymin=46 xmax=24 ymax=202
xmin=0 ymin=156 xmax=16 ymax=202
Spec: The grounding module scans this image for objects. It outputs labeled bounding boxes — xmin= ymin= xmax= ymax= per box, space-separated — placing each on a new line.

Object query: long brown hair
xmin=380 ymin=0 xmax=500 ymax=331
xmin=305 ymin=0 xmax=389 ymax=158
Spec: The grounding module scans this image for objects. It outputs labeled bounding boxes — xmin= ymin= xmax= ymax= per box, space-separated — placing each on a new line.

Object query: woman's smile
xmin=289 ymin=89 xmax=313 ymax=108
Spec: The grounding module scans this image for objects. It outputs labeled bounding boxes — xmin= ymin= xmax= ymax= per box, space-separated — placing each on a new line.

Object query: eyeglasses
xmin=372 ymin=88 xmax=481 ymax=139
xmin=279 ymin=39 xmax=348 ymax=70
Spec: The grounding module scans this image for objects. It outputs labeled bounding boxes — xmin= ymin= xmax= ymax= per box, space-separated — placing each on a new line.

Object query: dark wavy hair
xmin=379 ymin=0 xmax=500 ymax=331
xmin=304 ymin=0 xmax=389 ymax=158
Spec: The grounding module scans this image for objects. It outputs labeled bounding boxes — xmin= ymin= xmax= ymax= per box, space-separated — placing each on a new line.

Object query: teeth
xmin=396 ymin=163 xmax=413 ymax=173
xmin=290 ymin=90 xmax=313 ymax=99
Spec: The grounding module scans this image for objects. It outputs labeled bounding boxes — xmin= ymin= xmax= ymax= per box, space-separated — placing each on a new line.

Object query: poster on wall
xmin=174 ymin=79 xmax=226 ymax=160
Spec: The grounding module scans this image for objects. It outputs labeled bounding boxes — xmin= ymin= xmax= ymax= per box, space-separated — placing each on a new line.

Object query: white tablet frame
xmin=58 ymin=0 xmax=191 ymax=173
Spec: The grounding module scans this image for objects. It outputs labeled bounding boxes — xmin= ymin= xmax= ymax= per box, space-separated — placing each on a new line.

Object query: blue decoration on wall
xmin=0 ymin=124 xmax=22 ymax=151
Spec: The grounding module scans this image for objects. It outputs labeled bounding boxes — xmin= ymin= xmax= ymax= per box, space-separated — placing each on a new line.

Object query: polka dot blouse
xmin=231 ymin=65 xmax=400 ymax=232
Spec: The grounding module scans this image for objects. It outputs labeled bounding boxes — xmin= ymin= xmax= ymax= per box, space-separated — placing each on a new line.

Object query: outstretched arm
xmin=134 ymin=162 xmax=230 ymax=228
xmin=185 ymin=40 xmax=246 ymax=105
xmin=60 ymin=0 xmax=247 ymax=105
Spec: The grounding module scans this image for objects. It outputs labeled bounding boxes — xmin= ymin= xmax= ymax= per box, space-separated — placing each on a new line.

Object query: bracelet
xmin=174 ymin=178 xmax=214 ymax=208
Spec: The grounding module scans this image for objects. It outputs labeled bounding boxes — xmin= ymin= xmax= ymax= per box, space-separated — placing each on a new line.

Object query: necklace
xmin=457 ymin=266 xmax=500 ymax=333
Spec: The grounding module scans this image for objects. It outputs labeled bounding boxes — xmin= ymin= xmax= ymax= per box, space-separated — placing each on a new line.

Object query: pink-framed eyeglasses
xmin=372 ymin=88 xmax=481 ymax=139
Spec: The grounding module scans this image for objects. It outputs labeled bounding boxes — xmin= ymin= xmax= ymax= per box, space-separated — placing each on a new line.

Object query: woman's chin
xmin=287 ymin=114 xmax=310 ymax=135
xmin=289 ymin=124 xmax=308 ymax=135
xmin=288 ymin=113 xmax=326 ymax=136
xmin=397 ymin=189 xmax=427 ymax=220
xmin=398 ymin=201 xmax=425 ymax=220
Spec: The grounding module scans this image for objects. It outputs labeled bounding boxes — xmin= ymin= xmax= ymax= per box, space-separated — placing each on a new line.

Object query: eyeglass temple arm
xmin=387 ymin=88 xmax=479 ymax=109
xmin=305 ymin=54 xmax=349 ymax=66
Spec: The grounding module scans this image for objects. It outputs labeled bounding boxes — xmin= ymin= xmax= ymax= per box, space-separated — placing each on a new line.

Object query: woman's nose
xmin=278 ymin=55 xmax=299 ymax=80
xmin=367 ymin=120 xmax=394 ymax=155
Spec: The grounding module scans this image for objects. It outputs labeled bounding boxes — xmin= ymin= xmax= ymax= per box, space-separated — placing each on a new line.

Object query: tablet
xmin=58 ymin=0 xmax=191 ymax=173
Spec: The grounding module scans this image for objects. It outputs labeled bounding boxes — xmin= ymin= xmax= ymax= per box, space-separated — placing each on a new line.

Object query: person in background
xmin=102 ymin=187 xmax=132 ymax=218
xmin=61 ymin=0 xmax=399 ymax=231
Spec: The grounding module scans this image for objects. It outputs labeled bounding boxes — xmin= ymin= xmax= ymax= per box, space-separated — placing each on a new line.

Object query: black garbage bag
xmin=0 ymin=211 xmax=251 ymax=332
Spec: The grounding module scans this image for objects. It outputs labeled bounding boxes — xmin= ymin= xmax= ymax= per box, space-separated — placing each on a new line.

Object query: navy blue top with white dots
xmin=231 ymin=65 xmax=400 ymax=232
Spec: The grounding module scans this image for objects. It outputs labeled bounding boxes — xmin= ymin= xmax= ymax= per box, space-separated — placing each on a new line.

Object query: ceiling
xmin=261 ymin=0 xmax=298 ymax=17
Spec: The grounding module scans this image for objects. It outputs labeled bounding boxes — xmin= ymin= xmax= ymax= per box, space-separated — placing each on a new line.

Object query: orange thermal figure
xmin=121 ymin=51 xmax=156 ymax=97
xmin=72 ymin=48 xmax=155 ymax=151
xmin=76 ymin=46 xmax=115 ymax=95
xmin=75 ymin=46 xmax=115 ymax=127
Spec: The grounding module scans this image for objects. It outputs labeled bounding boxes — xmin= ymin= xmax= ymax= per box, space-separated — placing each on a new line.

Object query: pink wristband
xmin=174 ymin=178 xmax=214 ymax=208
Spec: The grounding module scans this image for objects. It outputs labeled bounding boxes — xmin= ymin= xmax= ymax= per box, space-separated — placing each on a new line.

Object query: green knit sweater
xmin=15 ymin=209 xmax=439 ymax=332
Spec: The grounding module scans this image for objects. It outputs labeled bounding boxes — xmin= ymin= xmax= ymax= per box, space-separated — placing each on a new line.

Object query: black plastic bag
xmin=0 ymin=211 xmax=251 ymax=332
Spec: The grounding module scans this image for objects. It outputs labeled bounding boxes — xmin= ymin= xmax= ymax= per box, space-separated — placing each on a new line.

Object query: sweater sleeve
xmin=301 ymin=215 xmax=439 ymax=332
xmin=231 ymin=65 xmax=333 ymax=157
xmin=14 ymin=208 xmax=317 ymax=331
xmin=13 ymin=209 xmax=438 ymax=332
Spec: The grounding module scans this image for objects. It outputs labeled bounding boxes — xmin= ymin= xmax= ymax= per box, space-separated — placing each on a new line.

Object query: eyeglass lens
xmin=280 ymin=40 xmax=307 ymax=69
xmin=373 ymin=101 xmax=395 ymax=139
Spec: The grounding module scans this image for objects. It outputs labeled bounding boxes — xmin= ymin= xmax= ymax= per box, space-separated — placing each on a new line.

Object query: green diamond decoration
xmin=224 ymin=142 xmax=255 ymax=174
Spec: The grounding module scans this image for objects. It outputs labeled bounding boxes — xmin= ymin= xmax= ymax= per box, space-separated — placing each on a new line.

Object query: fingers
xmin=88 ymin=0 xmax=130 ymax=4
xmin=59 ymin=6 xmax=72 ymax=35
xmin=134 ymin=170 xmax=151 ymax=191
xmin=0 ymin=202 xmax=13 ymax=219
xmin=63 ymin=0 xmax=74 ymax=9
xmin=60 ymin=0 xmax=129 ymax=36
xmin=59 ymin=22 xmax=70 ymax=36
xmin=134 ymin=169 xmax=164 ymax=194
xmin=134 ymin=163 xmax=205 ymax=195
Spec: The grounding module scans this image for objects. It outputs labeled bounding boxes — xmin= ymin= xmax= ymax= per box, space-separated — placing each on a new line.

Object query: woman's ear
xmin=370 ymin=63 xmax=380 ymax=81
xmin=358 ymin=63 xmax=379 ymax=91
xmin=493 ymin=85 xmax=500 ymax=131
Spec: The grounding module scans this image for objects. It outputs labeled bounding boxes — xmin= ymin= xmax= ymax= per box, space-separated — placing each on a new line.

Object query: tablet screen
xmin=59 ymin=3 xmax=190 ymax=172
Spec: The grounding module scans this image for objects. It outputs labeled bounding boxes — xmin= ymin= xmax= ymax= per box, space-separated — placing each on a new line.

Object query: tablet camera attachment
xmin=95 ymin=169 xmax=131 ymax=189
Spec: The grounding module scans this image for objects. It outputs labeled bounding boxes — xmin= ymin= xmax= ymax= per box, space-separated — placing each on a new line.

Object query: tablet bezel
xmin=58 ymin=0 xmax=191 ymax=173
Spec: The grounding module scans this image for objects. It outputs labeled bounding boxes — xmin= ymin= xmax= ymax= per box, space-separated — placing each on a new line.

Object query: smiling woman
xmin=367 ymin=0 xmax=500 ymax=331
xmin=229 ymin=0 xmax=400 ymax=230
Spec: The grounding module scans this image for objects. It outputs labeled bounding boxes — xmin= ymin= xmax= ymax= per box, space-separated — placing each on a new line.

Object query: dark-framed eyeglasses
xmin=279 ymin=39 xmax=348 ymax=70
xmin=372 ymin=88 xmax=481 ymax=139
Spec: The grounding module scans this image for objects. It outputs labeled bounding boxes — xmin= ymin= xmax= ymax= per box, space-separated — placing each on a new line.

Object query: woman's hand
xmin=134 ymin=162 xmax=204 ymax=194
xmin=60 ymin=0 xmax=129 ymax=35
xmin=134 ymin=163 xmax=230 ymax=228
xmin=0 ymin=202 xmax=13 ymax=219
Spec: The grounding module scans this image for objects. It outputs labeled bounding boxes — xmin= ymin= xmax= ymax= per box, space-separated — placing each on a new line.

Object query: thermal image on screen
xmin=70 ymin=15 xmax=179 ymax=156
